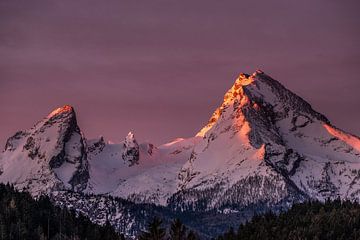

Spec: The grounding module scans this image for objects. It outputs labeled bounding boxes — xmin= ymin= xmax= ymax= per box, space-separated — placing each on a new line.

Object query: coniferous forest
xmin=139 ymin=199 xmax=360 ymax=240
xmin=0 ymin=183 xmax=123 ymax=240
xmin=217 ymin=199 xmax=360 ymax=240
xmin=2 ymin=182 xmax=360 ymax=240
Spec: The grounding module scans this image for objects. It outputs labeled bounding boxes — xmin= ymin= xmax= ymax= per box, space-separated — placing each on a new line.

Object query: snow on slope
xmin=170 ymin=70 xmax=360 ymax=211
xmin=0 ymin=105 xmax=89 ymax=196
xmin=86 ymin=134 xmax=200 ymax=205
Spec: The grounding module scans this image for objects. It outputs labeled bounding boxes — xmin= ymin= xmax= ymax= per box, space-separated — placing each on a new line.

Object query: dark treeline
xmin=139 ymin=217 xmax=199 ymax=240
xmin=0 ymin=183 xmax=123 ymax=240
xmin=217 ymin=199 xmax=360 ymax=240
xmin=3 ymin=181 xmax=360 ymax=240
xmin=142 ymin=200 xmax=360 ymax=240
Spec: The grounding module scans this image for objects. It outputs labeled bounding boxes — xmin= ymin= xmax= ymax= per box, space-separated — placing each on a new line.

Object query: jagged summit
xmin=38 ymin=105 xmax=80 ymax=140
xmin=197 ymin=70 xmax=329 ymax=138
xmin=122 ymin=131 xmax=140 ymax=166
xmin=125 ymin=131 xmax=136 ymax=142
xmin=47 ymin=105 xmax=75 ymax=119
xmin=0 ymin=104 xmax=88 ymax=196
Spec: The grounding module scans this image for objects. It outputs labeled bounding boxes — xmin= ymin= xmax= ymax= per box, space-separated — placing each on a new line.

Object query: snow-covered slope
xmin=0 ymin=105 xmax=89 ymax=196
xmin=85 ymin=134 xmax=199 ymax=205
xmin=170 ymin=70 xmax=360 ymax=211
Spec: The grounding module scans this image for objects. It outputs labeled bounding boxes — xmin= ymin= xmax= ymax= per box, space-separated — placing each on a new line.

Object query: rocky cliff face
xmin=122 ymin=132 xmax=140 ymax=166
xmin=0 ymin=105 xmax=89 ymax=196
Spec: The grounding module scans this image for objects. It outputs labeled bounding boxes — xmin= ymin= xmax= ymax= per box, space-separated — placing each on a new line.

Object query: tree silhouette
xmin=186 ymin=230 xmax=198 ymax=240
xmin=169 ymin=218 xmax=187 ymax=240
xmin=139 ymin=217 xmax=166 ymax=240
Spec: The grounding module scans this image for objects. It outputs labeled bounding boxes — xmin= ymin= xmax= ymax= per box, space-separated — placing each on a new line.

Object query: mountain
xmin=0 ymin=105 xmax=89 ymax=196
xmin=170 ymin=70 xmax=360 ymax=211
xmin=1 ymin=70 xmax=360 ymax=237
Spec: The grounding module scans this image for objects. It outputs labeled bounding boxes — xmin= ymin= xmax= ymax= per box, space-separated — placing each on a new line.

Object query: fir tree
xmin=139 ymin=217 xmax=166 ymax=240
xmin=186 ymin=230 xmax=198 ymax=240
xmin=169 ymin=218 xmax=187 ymax=240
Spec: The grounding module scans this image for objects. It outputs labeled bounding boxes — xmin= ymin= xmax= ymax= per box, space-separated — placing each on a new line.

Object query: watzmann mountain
xmin=1 ymin=71 xmax=360 ymax=237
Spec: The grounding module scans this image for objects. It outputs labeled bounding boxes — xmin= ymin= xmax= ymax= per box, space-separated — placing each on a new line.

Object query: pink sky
xmin=0 ymin=0 xmax=359 ymax=146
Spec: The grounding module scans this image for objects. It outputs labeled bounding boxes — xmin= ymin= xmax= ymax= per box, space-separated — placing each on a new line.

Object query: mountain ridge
xmin=1 ymin=70 xmax=360 ymax=237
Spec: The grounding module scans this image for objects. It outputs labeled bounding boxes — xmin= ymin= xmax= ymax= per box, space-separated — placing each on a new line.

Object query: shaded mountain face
xmin=122 ymin=132 xmax=140 ymax=166
xmin=1 ymin=71 xmax=360 ymax=236
xmin=0 ymin=105 xmax=89 ymax=196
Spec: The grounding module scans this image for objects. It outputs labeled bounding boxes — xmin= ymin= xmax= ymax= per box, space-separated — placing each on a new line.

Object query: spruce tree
xmin=139 ymin=217 xmax=166 ymax=240
xmin=186 ymin=230 xmax=198 ymax=240
xmin=169 ymin=218 xmax=187 ymax=240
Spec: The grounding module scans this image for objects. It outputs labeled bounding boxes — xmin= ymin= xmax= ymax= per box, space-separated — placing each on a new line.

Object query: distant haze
xmin=0 ymin=0 xmax=359 ymax=146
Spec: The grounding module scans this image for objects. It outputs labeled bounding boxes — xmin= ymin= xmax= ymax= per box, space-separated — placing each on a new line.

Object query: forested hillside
xmin=0 ymin=183 xmax=123 ymax=240
xmin=3 ymin=181 xmax=360 ymax=240
xmin=217 ymin=200 xmax=360 ymax=240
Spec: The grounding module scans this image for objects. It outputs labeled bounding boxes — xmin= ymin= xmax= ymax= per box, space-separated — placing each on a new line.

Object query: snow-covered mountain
xmin=1 ymin=70 xmax=360 ymax=236
xmin=0 ymin=105 xmax=89 ymax=196
xmin=171 ymin=70 xmax=360 ymax=211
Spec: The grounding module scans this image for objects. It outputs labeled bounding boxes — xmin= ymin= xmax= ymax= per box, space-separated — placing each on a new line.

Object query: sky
xmin=0 ymin=0 xmax=359 ymax=146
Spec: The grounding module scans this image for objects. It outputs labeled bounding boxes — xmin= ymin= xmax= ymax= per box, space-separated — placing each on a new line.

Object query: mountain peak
xmin=196 ymin=70 xmax=330 ymax=138
xmin=126 ymin=131 xmax=135 ymax=141
xmin=236 ymin=69 xmax=264 ymax=85
xmin=236 ymin=73 xmax=254 ymax=86
xmin=196 ymin=71 xmax=259 ymax=137
xmin=122 ymin=131 xmax=140 ymax=166
xmin=0 ymin=103 xmax=88 ymax=196
xmin=47 ymin=105 xmax=75 ymax=119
